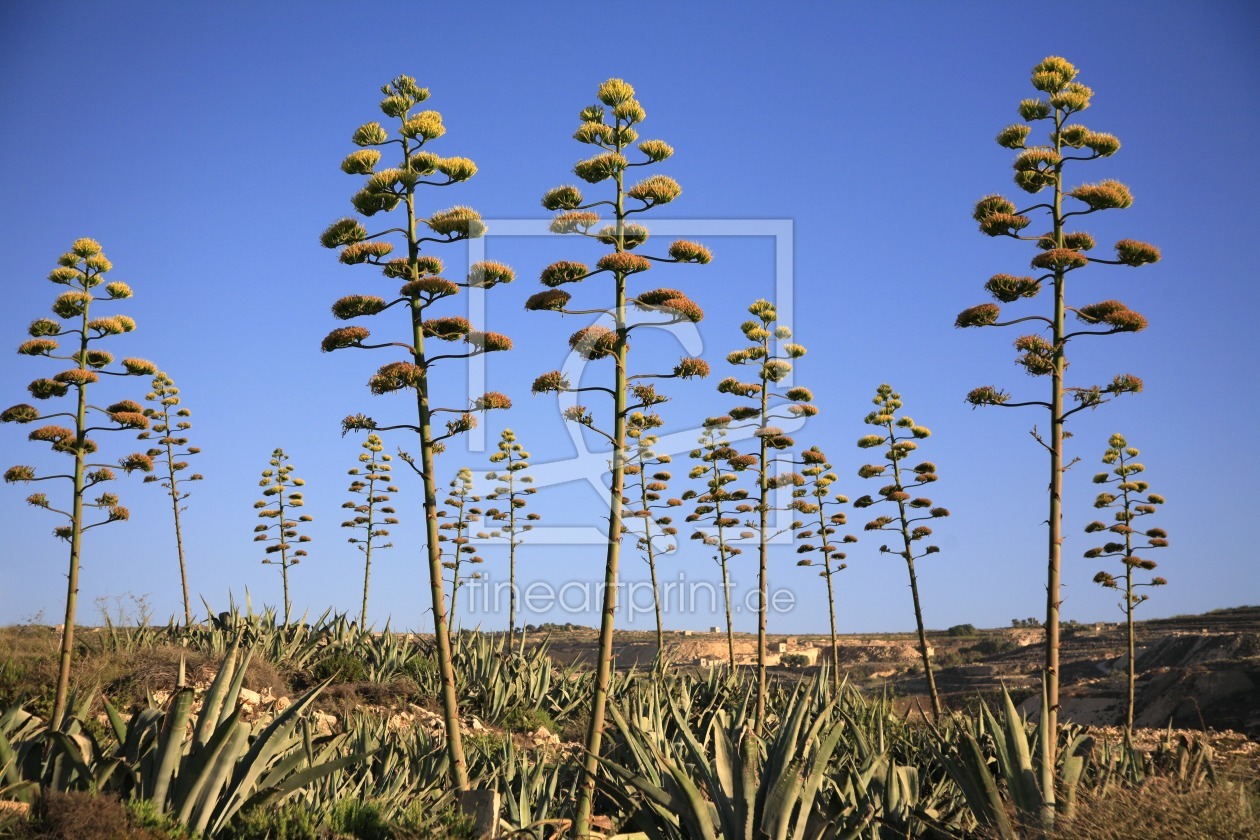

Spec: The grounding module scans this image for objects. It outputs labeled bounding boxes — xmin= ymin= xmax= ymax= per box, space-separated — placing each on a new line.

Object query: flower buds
xmin=573 ymin=152 xmax=628 ymax=184
xmin=331 ymin=295 xmax=387 ymax=320
xmin=597 ymin=78 xmax=635 ymax=106
xmin=955 ymin=303 xmax=1001 ymax=328
xmin=401 ymin=111 xmax=445 ymax=140
xmin=1069 ymin=180 xmax=1133 ymax=211
xmin=569 ymin=326 xmax=618 ymax=360
xmin=542 ymin=185 xmax=584 ymax=211
xmin=368 ymin=361 xmax=427 ymax=394
xmin=352 ymin=122 xmax=389 ymax=146
xmin=638 ymin=139 xmax=674 ymax=161
xmin=1113 ymin=240 xmax=1161 ymax=267
xmin=525 ymin=290 xmax=572 ymax=312
xmin=549 ymin=212 xmax=599 ymax=235
xmin=627 ymin=175 xmax=682 ymax=206
xmin=673 ymin=357 xmax=710 ymax=379
xmin=427 ymin=206 xmax=486 ymax=238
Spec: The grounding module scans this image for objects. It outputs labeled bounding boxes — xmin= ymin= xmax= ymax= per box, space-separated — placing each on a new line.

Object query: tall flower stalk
xmin=1085 ymin=433 xmax=1168 ymax=735
xmin=482 ymin=429 xmax=538 ymax=650
xmin=137 ymin=371 xmax=203 ymax=625
xmin=2 ymin=238 xmax=156 ymax=727
xmin=341 ymin=432 xmax=397 ymax=626
xmin=791 ymin=446 xmax=856 ymax=694
xmin=709 ymin=299 xmax=815 ymax=730
xmin=253 ymin=448 xmax=311 ymax=628
xmin=853 ymin=384 xmax=949 ymax=719
xmin=684 ymin=427 xmax=747 ymax=670
xmin=528 ymin=78 xmax=710 ymax=834
xmin=624 ymin=424 xmax=679 ymax=662
xmin=957 ymin=56 xmax=1160 ymax=782
xmin=319 ymin=74 xmax=514 ymax=791
xmin=439 ymin=466 xmax=482 ymax=629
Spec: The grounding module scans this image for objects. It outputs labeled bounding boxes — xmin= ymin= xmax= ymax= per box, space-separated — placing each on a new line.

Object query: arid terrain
xmin=529 ymin=605 xmax=1260 ymax=737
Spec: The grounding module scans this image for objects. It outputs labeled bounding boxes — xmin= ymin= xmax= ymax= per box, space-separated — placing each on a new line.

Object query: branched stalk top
xmin=480 ymin=429 xmax=539 ymax=545
xmin=854 ymin=384 xmax=949 ymax=560
xmin=253 ymin=448 xmax=312 ymax=567
xmin=956 ymin=56 xmax=1160 ymax=417
xmin=138 ymin=372 xmax=203 ymax=494
xmin=1086 ymin=433 xmax=1168 ymax=603
xmin=3 ymin=238 xmax=156 ymax=528
xmin=791 ymin=447 xmax=857 ymax=575
xmin=319 ymin=75 xmax=515 ymax=445
xmin=530 ymin=78 xmax=712 ymax=432
xmin=683 ymin=427 xmax=749 ymax=560
xmin=342 ymin=433 xmax=398 ymax=553
xmin=623 ymin=425 xmax=681 ymax=556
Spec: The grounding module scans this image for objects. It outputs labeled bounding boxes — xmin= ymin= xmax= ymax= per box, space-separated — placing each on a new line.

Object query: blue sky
xmin=1 ymin=1 xmax=1257 ymax=634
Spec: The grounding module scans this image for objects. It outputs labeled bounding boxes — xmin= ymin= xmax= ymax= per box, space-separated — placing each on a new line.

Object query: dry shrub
xmin=1046 ymin=778 xmax=1260 ymax=840
xmin=12 ymin=791 xmax=175 ymax=840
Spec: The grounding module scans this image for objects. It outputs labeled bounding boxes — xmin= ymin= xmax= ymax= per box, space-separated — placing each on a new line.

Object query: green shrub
xmin=311 ymin=652 xmax=369 ymax=683
xmin=326 ymin=799 xmax=390 ymax=840
xmin=947 ymin=623 xmax=977 ymax=637
xmin=501 ymin=705 xmax=557 ymax=734
xmin=226 ymin=801 xmax=318 ymax=840
xmin=966 ymin=636 xmax=1018 ymax=657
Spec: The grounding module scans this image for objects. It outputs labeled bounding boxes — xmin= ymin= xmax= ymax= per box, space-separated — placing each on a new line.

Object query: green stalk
xmin=507 ymin=467 xmax=518 ymax=649
xmin=1041 ymin=103 xmax=1067 ymax=822
xmin=278 ymin=489 xmax=290 ymax=629
xmin=361 ymin=461 xmax=375 ymax=626
xmin=51 ymin=298 xmax=91 ymax=730
xmin=754 ymin=335 xmax=770 ymax=733
xmin=817 ymin=504 xmax=841 ymax=695
xmin=405 ymin=182 xmax=470 ymax=793
xmin=708 ymin=448 xmax=737 ymax=671
xmin=636 ymin=448 xmax=665 ymax=662
xmin=573 ymin=130 xmax=629 ymax=839
xmin=886 ymin=417 xmax=941 ymax=719
xmin=152 ymin=400 xmax=193 ymax=626
xmin=1117 ymin=448 xmax=1137 ymax=735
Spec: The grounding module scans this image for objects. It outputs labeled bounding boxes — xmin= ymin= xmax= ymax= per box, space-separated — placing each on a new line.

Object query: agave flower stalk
xmin=853 ymin=385 xmax=949 ymax=719
xmin=528 ymin=78 xmax=711 ymax=834
xmin=1084 ymin=433 xmax=1168 ymax=735
xmin=319 ymin=75 xmax=515 ymax=791
xmin=480 ymin=429 xmax=538 ymax=650
xmin=253 ymin=448 xmax=312 ymax=628
xmin=683 ymin=427 xmax=748 ymax=670
xmin=439 ymin=465 xmax=483 ymax=629
xmin=136 ymin=372 xmax=203 ymax=626
xmin=341 ymin=432 xmax=398 ymax=626
xmin=708 ymin=299 xmax=816 ymax=730
xmin=1 ymin=238 xmax=156 ymax=727
xmin=790 ymin=447 xmax=857 ymax=695
xmin=623 ymin=422 xmax=681 ymax=662
xmin=957 ymin=56 xmax=1160 ymax=776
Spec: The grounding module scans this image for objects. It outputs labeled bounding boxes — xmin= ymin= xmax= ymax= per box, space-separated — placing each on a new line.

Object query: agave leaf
xmin=209 ymin=676 xmax=334 ymax=831
xmin=189 ymin=720 xmax=250 ymax=836
xmin=150 ymin=686 xmax=195 ymax=809
xmin=661 ymin=754 xmax=719 ymax=840
xmin=101 ymin=695 xmax=128 ymax=746
xmin=194 ymin=635 xmax=239 ymax=748
xmin=173 ymin=704 xmax=245 ymax=825
xmin=219 ymin=647 xmax=254 ymax=730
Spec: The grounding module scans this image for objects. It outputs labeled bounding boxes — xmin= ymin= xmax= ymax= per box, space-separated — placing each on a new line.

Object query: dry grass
xmin=1043 ymin=778 xmax=1260 ymax=840
xmin=0 ymin=627 xmax=289 ymax=718
xmin=0 ymin=791 xmax=178 ymax=840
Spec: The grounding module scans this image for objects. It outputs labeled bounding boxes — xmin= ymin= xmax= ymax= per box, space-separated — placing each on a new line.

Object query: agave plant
xmin=0 ymin=641 xmax=363 ymax=837
xmin=602 ymin=678 xmax=863 ymax=840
